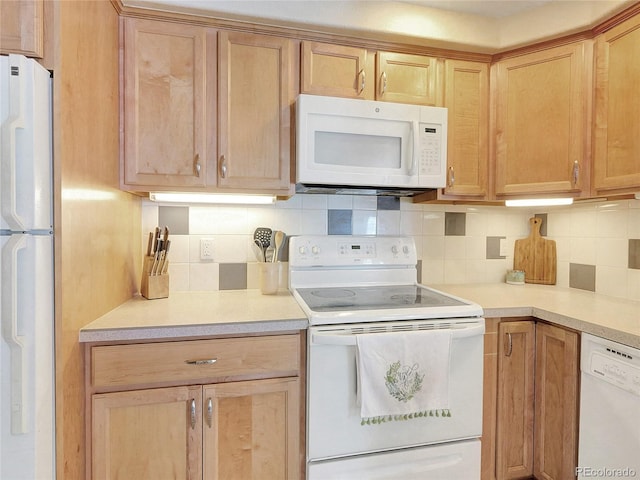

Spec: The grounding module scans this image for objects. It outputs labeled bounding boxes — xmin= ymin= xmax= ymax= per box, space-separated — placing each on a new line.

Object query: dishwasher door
xmin=577 ymin=333 xmax=640 ymax=480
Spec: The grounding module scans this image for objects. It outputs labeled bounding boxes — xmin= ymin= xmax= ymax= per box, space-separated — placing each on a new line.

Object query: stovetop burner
xmin=296 ymin=284 xmax=467 ymax=312
xmin=310 ymin=289 xmax=356 ymax=299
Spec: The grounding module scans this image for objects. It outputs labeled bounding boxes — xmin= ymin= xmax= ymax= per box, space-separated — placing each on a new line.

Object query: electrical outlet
xmin=200 ymin=238 xmax=214 ymax=260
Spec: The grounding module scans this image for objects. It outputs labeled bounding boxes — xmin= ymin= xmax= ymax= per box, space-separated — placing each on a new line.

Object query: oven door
xmin=307 ymin=319 xmax=484 ymax=464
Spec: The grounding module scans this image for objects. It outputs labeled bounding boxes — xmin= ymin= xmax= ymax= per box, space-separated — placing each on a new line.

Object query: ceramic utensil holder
xmin=141 ymin=255 xmax=169 ymax=299
xmin=259 ymin=262 xmax=280 ymax=295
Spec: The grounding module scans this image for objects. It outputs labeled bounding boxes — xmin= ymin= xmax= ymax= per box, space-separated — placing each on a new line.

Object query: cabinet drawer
xmin=91 ymin=335 xmax=300 ymax=389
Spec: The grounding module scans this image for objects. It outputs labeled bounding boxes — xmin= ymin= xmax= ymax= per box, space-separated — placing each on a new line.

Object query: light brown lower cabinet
xmin=87 ymin=334 xmax=304 ymax=480
xmin=483 ymin=319 xmax=579 ymax=480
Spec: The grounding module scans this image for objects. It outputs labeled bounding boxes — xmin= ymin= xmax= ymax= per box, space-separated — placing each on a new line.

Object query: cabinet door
xmin=92 ymin=386 xmax=202 ymax=480
xmin=496 ymin=321 xmax=535 ymax=479
xmin=493 ymin=42 xmax=591 ymax=197
xmin=534 ymin=323 xmax=579 ymax=480
xmin=376 ymin=51 xmax=439 ymax=105
xmin=301 ymin=41 xmax=373 ymax=99
xmin=481 ymin=318 xmax=500 ymax=480
xmin=203 ymin=378 xmax=300 ymax=480
xmin=121 ymin=18 xmax=214 ymax=189
xmin=592 ymin=14 xmax=640 ymax=194
xmin=218 ymin=31 xmax=293 ymax=192
xmin=0 ymin=0 xmax=43 ymax=57
xmin=442 ymin=59 xmax=489 ymax=198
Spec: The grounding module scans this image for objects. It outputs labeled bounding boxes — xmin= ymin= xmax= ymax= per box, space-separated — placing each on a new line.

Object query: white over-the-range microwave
xmin=295 ymin=94 xmax=448 ymax=196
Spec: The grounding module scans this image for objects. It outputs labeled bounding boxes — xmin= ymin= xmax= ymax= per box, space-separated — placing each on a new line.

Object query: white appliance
xmin=578 ymin=333 xmax=640 ymax=480
xmin=1 ymin=54 xmax=55 ymax=479
xmin=296 ymin=94 xmax=448 ymax=196
xmin=289 ymin=235 xmax=484 ymax=479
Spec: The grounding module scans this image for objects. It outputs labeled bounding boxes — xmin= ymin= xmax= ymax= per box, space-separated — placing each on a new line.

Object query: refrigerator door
xmin=1 ymin=233 xmax=54 ymax=479
xmin=1 ymin=54 xmax=52 ymax=232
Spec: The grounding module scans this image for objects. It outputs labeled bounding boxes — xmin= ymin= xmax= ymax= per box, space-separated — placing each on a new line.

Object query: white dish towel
xmin=356 ymin=329 xmax=452 ymax=425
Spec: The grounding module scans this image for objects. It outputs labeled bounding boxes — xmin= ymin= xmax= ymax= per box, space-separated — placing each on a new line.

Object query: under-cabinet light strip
xmin=505 ymin=198 xmax=574 ymax=207
xmin=149 ymin=192 xmax=276 ymax=205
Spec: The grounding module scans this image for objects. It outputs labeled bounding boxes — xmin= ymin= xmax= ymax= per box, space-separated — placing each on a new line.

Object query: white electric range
xmin=289 ymin=235 xmax=485 ymax=480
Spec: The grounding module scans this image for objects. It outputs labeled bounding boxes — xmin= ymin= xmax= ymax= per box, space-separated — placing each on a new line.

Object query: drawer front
xmin=91 ymin=335 xmax=300 ymax=389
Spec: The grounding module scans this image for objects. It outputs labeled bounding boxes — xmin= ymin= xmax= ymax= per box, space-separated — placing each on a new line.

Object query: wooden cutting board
xmin=514 ymin=217 xmax=557 ymax=285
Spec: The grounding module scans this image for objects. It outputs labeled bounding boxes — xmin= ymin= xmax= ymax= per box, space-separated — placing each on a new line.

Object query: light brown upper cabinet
xmin=301 ymin=41 xmax=439 ymax=105
xmin=492 ymin=41 xmax=592 ymax=198
xmin=121 ymin=19 xmax=294 ymax=194
xmin=121 ymin=18 xmax=214 ymax=189
xmin=0 ymin=0 xmax=44 ymax=58
xmin=301 ymin=41 xmax=374 ymax=99
xmin=440 ymin=59 xmax=489 ymax=199
xmin=592 ymin=14 xmax=640 ymax=195
xmin=376 ymin=51 xmax=439 ymax=105
xmin=217 ymin=31 xmax=294 ymax=193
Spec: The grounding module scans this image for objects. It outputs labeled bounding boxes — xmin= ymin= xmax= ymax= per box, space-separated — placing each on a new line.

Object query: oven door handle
xmin=311 ymin=323 xmax=485 ymax=346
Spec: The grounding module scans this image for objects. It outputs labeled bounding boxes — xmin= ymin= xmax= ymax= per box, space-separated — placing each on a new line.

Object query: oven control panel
xmin=289 ymin=235 xmax=417 ymax=266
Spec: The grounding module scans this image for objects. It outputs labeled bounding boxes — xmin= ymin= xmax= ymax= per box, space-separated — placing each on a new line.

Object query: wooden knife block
xmin=141 ymin=255 xmax=169 ymax=299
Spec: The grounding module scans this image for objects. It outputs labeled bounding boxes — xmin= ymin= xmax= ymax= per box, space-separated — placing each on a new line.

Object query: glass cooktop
xmin=295 ymin=284 xmax=468 ymax=312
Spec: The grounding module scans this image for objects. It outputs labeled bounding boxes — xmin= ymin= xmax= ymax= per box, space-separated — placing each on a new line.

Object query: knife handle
xmin=146 ymin=232 xmax=154 ymax=256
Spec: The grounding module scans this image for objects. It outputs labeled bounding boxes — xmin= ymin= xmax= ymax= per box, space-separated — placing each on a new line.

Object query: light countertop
xmin=431 ymin=283 xmax=640 ymax=349
xmin=79 ymin=290 xmax=308 ymax=343
xmin=80 ymin=284 xmax=640 ymax=348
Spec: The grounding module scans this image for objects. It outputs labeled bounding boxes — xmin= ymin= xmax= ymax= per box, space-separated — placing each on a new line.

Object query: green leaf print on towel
xmin=385 ymin=361 xmax=425 ymax=402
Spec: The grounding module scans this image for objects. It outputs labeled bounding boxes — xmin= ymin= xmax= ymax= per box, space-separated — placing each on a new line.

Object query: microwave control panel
xmin=418 ymin=123 xmax=442 ymax=176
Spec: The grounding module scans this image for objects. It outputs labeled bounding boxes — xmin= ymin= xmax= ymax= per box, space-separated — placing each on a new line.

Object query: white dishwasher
xmin=578 ymin=333 xmax=640 ymax=480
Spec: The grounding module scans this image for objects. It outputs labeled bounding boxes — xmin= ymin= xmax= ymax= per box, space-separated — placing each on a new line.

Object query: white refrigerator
xmin=1 ymin=54 xmax=55 ymax=479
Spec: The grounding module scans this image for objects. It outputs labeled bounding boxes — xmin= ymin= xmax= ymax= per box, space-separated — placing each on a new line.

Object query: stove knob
xmin=298 ymin=246 xmax=307 ymax=255
xmin=311 ymin=245 xmax=320 ymax=255
xmin=391 ymin=245 xmax=399 ymax=254
xmin=403 ymin=245 xmax=410 ymax=255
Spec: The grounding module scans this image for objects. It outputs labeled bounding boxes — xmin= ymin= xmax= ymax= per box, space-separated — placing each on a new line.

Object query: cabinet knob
xmin=358 ymin=69 xmax=366 ymax=94
xmin=505 ymin=332 xmax=513 ymax=357
xmin=190 ymin=398 xmax=196 ymax=430
xmin=380 ymin=71 xmax=387 ymax=95
xmin=185 ymin=358 xmax=218 ymax=366
xmin=448 ymin=166 xmax=455 ymax=187
xmin=572 ymin=160 xmax=579 ymax=186
xmin=194 ymin=154 xmax=201 ymax=178
xmin=206 ymin=398 xmax=213 ymax=428
xmin=220 ymin=155 xmax=227 ymax=179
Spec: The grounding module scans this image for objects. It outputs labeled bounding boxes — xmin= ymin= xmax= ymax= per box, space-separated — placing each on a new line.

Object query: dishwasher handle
xmin=312 ymin=323 xmax=485 ymax=346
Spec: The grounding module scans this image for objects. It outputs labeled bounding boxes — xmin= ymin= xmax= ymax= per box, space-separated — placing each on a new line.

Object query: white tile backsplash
xmin=143 ymin=196 xmax=640 ymax=301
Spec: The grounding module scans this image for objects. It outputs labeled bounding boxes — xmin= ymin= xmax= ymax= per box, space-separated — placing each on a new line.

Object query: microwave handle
xmin=408 ymin=121 xmax=419 ymax=175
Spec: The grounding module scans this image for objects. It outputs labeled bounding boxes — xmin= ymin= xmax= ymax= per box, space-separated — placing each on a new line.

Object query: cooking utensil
xmin=253 ymin=239 xmax=265 ymax=262
xmin=146 ymin=231 xmax=154 ymax=256
xmin=272 ymin=230 xmax=285 ymax=262
xmin=514 ymin=217 xmax=557 ymax=285
xmin=253 ymin=227 xmax=272 ymax=261
xmin=160 ymin=240 xmax=171 ymax=274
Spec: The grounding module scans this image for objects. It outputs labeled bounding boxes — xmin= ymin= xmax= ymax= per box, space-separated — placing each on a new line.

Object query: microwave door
xmin=300 ymin=114 xmax=415 ymax=187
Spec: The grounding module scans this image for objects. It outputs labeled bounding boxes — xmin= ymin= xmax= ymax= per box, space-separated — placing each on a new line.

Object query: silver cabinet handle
xmin=194 ymin=154 xmax=201 ymax=177
xmin=572 ymin=160 xmax=579 ymax=186
xmin=190 ymin=399 xmax=196 ymax=430
xmin=381 ymin=71 xmax=387 ymax=95
xmin=505 ymin=332 xmax=513 ymax=357
xmin=359 ymin=69 xmax=365 ymax=93
xmin=206 ymin=398 xmax=213 ymax=428
xmin=185 ymin=358 xmax=217 ymax=366
xmin=220 ymin=155 xmax=227 ymax=178
xmin=448 ymin=166 xmax=455 ymax=187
